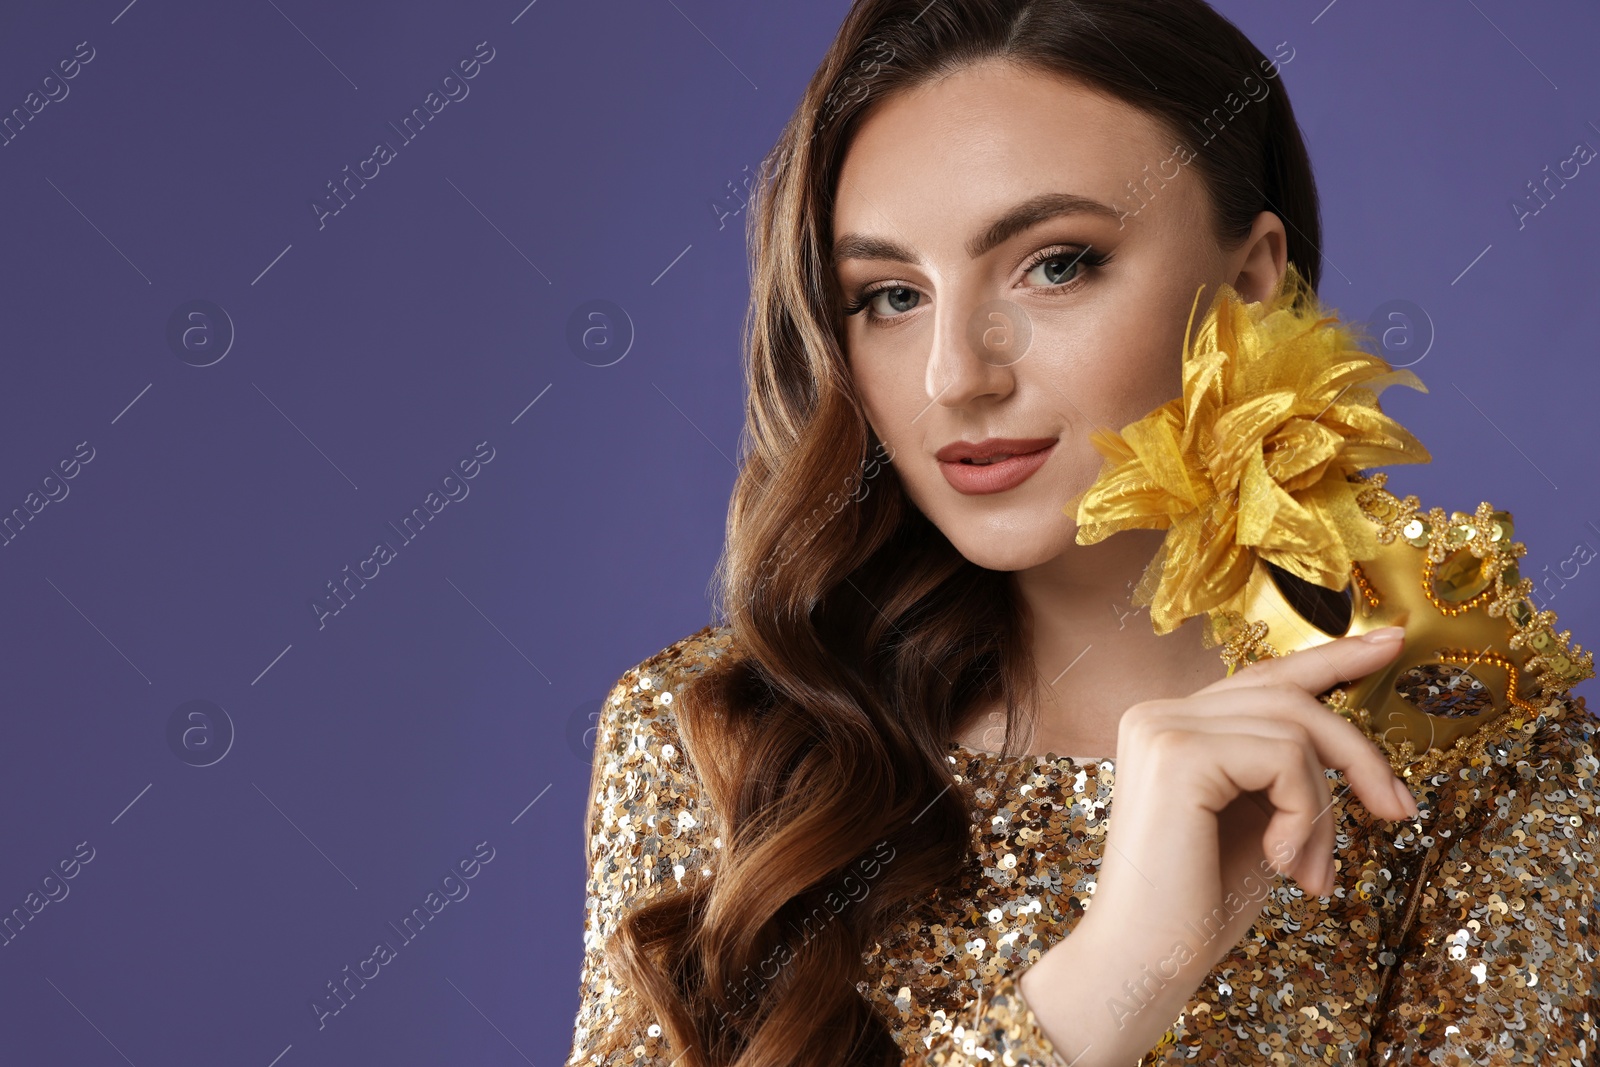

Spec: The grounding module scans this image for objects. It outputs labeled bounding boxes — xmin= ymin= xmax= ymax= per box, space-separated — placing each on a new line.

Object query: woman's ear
xmin=1228 ymin=210 xmax=1289 ymax=304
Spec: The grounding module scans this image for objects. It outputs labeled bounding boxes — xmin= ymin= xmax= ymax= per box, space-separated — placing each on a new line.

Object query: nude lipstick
xmin=935 ymin=437 xmax=1057 ymax=495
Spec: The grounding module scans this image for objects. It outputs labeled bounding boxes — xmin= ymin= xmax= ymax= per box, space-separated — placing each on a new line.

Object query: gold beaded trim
xmin=1435 ymin=647 xmax=1542 ymax=715
xmin=1350 ymin=472 xmax=1594 ymax=701
xmin=1421 ymin=568 xmax=1495 ymax=617
xmin=1212 ymin=611 xmax=1278 ymax=673
xmin=1350 ymin=561 xmax=1380 ymax=609
xmin=1383 ymin=699 xmax=1549 ymax=780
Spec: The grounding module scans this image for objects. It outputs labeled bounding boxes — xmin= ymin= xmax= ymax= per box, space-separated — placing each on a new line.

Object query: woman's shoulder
xmin=583 ymin=623 xmax=738 ymax=851
xmin=593 ymin=623 xmax=737 ymax=759
xmin=1515 ymin=690 xmax=1598 ymax=787
xmin=1505 ymin=691 xmax=1600 ymax=789
xmin=603 ymin=622 xmax=738 ymax=702
xmin=1390 ymin=687 xmax=1599 ymax=887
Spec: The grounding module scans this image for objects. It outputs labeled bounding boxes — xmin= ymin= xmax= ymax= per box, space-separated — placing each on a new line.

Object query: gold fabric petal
xmin=1068 ymin=262 xmax=1431 ymax=636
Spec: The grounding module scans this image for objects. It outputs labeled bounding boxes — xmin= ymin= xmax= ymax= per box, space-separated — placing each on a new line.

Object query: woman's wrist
xmin=1017 ymin=910 xmax=1184 ymax=1067
xmin=1017 ymin=915 xmax=1117 ymax=1066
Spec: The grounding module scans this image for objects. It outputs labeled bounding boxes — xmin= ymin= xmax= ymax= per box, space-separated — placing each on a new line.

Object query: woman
xmin=567 ymin=1 xmax=1598 ymax=1063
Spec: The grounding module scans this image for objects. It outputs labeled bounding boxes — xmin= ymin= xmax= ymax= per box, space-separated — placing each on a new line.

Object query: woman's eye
xmin=876 ymin=287 xmax=920 ymax=314
xmin=1024 ymin=253 xmax=1083 ymax=287
xmin=850 ymin=285 xmax=921 ymax=319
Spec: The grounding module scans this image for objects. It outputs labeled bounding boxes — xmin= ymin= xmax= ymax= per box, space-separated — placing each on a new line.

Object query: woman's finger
xmin=1197 ymin=628 xmax=1406 ymax=700
xmin=1129 ymin=712 xmax=1339 ymax=888
xmin=1152 ymin=731 xmax=1328 ymax=845
xmin=1126 ymin=711 xmax=1341 ymax=893
xmin=1279 ymin=741 xmax=1338 ymax=895
xmin=1125 ymin=686 xmax=1417 ymax=823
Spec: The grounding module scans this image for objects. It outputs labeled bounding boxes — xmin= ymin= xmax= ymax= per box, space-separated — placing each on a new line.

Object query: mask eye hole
xmin=1266 ymin=561 xmax=1353 ymax=637
xmin=1394 ymin=663 xmax=1494 ymax=719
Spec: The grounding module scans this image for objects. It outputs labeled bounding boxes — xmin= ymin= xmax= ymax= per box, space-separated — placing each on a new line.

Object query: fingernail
xmin=1361 ymin=626 xmax=1405 ymax=643
xmin=1392 ymin=776 xmax=1419 ymax=817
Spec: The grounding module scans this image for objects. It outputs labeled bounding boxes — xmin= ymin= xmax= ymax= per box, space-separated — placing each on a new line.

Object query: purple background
xmin=0 ymin=0 xmax=1595 ymax=1063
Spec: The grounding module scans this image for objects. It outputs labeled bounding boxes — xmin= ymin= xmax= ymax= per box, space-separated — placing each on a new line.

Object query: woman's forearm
xmin=1017 ymin=910 xmax=1201 ymax=1067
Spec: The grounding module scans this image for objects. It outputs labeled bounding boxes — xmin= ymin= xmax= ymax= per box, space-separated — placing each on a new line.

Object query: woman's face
xmin=833 ymin=60 xmax=1283 ymax=572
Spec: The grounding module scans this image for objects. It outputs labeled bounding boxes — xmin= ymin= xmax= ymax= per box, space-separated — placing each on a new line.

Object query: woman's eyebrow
xmin=832 ymin=191 xmax=1121 ymax=266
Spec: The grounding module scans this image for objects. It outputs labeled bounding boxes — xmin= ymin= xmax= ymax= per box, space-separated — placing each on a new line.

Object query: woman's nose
xmin=925 ymin=297 xmax=1030 ymax=408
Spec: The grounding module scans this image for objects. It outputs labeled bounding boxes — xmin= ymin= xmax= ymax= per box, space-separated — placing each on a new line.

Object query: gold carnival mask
xmin=1068 ymin=263 xmax=1594 ymax=769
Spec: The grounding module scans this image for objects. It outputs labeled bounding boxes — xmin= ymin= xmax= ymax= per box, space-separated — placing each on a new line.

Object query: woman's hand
xmin=1017 ymin=627 xmax=1417 ymax=1066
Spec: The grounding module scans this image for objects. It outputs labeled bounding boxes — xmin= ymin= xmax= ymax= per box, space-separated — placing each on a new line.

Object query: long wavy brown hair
xmin=602 ymin=1 xmax=1323 ymax=1062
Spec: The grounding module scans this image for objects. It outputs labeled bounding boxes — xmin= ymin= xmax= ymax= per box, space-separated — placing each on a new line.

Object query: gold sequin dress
xmin=567 ymin=624 xmax=1599 ymax=1065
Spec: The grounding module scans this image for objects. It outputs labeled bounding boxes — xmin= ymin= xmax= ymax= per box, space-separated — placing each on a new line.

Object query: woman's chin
xmin=945 ymin=530 xmax=1075 ymax=573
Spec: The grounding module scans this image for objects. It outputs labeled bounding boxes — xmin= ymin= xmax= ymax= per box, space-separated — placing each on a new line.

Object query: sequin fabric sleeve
xmin=566 ymin=639 xmax=722 ymax=1066
xmin=914 ymin=970 xmax=1075 ymax=1066
xmin=1368 ymin=695 xmax=1600 ymax=1063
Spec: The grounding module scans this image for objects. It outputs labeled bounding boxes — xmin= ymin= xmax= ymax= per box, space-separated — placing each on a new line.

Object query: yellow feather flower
xmin=1067 ymin=262 xmax=1431 ymax=635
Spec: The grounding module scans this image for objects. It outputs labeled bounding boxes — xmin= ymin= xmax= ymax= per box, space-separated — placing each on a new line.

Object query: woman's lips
xmin=938 ymin=442 xmax=1056 ymax=495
